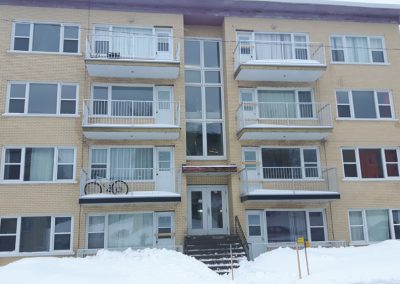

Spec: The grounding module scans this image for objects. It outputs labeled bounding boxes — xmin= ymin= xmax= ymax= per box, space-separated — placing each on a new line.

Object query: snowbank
xmin=1 ymin=241 xmax=400 ymax=284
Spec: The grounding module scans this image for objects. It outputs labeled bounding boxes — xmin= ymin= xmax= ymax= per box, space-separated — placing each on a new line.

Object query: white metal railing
xmin=239 ymin=166 xmax=338 ymax=196
xmin=82 ymin=99 xmax=180 ymax=127
xmin=234 ymin=40 xmax=326 ymax=69
xmin=236 ymin=102 xmax=332 ymax=130
xmin=80 ymin=168 xmax=181 ymax=197
xmin=86 ymin=33 xmax=180 ymax=61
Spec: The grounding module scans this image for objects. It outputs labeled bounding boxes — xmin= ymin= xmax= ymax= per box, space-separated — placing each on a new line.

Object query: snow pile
xmin=1 ymin=241 xmax=400 ymax=284
xmin=0 ymin=248 xmax=227 ymax=284
xmin=234 ymin=240 xmax=400 ymax=284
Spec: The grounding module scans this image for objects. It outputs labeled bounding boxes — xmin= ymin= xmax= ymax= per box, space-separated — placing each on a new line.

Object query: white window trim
xmin=335 ymin=89 xmax=395 ymax=120
xmin=0 ymin=215 xmax=73 ymax=257
xmin=1 ymin=146 xmax=77 ymax=184
xmin=6 ymin=81 xmax=79 ymax=117
xmin=247 ymin=209 xmax=327 ymax=244
xmin=185 ymin=38 xmax=226 ymax=160
xmin=341 ymin=147 xmax=400 ymax=181
xmin=86 ymin=211 xmax=174 ymax=250
xmin=329 ymin=34 xmax=388 ymax=65
xmin=348 ymin=209 xmax=399 ymax=245
xmin=10 ymin=21 xmax=81 ymax=55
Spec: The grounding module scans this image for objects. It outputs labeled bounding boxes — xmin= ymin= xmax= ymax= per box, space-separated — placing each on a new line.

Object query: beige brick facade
xmin=0 ymin=2 xmax=400 ymax=265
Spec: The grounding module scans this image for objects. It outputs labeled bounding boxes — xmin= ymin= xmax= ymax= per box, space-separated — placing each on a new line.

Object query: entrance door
xmin=188 ymin=186 xmax=229 ymax=235
xmin=155 ymin=87 xmax=173 ymax=125
xmin=155 ymin=212 xmax=175 ymax=249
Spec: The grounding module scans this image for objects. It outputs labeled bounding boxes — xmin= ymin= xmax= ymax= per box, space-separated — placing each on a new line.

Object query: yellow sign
xmin=297 ymin=237 xmax=305 ymax=245
xmin=305 ymin=241 xmax=311 ymax=248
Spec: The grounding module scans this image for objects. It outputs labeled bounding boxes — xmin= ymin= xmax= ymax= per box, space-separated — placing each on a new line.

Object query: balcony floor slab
xmin=80 ymin=191 xmax=181 ymax=204
xmin=241 ymin=189 xmax=340 ymax=202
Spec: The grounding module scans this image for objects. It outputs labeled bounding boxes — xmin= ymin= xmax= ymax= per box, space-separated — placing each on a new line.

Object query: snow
xmin=246 ymin=189 xmax=339 ymax=195
xmin=1 ymin=241 xmax=400 ymax=284
xmin=80 ymin=191 xmax=180 ymax=199
xmin=243 ymin=123 xmax=332 ymax=129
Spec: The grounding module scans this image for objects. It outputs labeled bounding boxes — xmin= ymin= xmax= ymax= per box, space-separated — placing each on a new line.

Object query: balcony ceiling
xmin=3 ymin=0 xmax=400 ymax=24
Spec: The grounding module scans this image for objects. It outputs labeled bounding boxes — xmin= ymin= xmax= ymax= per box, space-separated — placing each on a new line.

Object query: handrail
xmin=234 ymin=216 xmax=251 ymax=261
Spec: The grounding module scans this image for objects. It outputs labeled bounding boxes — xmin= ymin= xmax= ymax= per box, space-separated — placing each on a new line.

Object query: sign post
xmin=304 ymin=241 xmax=311 ymax=275
xmin=296 ymin=237 xmax=304 ymax=279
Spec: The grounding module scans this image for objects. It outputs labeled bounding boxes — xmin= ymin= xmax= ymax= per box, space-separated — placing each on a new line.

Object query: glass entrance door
xmin=188 ymin=186 xmax=228 ymax=235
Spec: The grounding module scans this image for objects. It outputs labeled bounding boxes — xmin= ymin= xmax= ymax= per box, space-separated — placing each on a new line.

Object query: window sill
xmin=330 ymin=62 xmax=390 ymax=66
xmin=7 ymin=50 xmax=82 ymax=57
xmin=336 ymin=118 xmax=398 ymax=122
xmin=0 ymin=180 xmax=78 ymax=185
xmin=2 ymin=113 xmax=80 ymax=118
xmin=0 ymin=250 xmax=74 ymax=258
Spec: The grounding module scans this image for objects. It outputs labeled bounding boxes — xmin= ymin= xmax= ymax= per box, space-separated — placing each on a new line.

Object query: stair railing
xmin=234 ymin=216 xmax=251 ymax=261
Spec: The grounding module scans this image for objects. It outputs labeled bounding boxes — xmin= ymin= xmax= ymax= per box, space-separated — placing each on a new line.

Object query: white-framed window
xmin=87 ymin=212 xmax=174 ymax=249
xmin=89 ymin=147 xmax=170 ymax=181
xmin=341 ymin=148 xmax=400 ymax=179
xmin=330 ymin=35 xmax=386 ymax=64
xmin=239 ymin=88 xmax=315 ymax=119
xmin=2 ymin=147 xmax=76 ymax=182
xmin=247 ymin=213 xmax=262 ymax=237
xmin=12 ymin=22 xmax=80 ymax=54
xmin=7 ymin=82 xmax=78 ymax=115
xmin=0 ymin=216 xmax=72 ymax=254
xmin=348 ymin=209 xmax=400 ymax=243
xmin=185 ymin=38 xmax=225 ymax=159
xmin=335 ymin=90 xmax=394 ymax=119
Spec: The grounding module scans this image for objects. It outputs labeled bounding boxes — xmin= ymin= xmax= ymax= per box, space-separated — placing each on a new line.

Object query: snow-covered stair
xmin=184 ymin=235 xmax=248 ymax=275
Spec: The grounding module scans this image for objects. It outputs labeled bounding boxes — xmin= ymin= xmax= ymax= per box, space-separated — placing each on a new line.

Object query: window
xmin=265 ymin=210 xmax=326 ymax=243
xmin=185 ymin=39 xmax=225 ymax=158
xmin=261 ymin=147 xmax=319 ymax=179
xmin=12 ymin=22 xmax=79 ymax=53
xmin=336 ymin=90 xmax=393 ymax=119
xmin=8 ymin=82 xmax=78 ymax=115
xmin=89 ymin=147 xmax=154 ymax=180
xmin=87 ymin=213 xmax=155 ymax=249
xmin=0 ymin=216 xmax=72 ymax=253
xmin=349 ymin=210 xmax=392 ymax=243
xmin=330 ymin=35 xmax=386 ymax=63
xmin=341 ymin=148 xmax=400 ymax=179
xmin=392 ymin=210 xmax=400 ymax=239
xmin=3 ymin=147 xmax=75 ymax=182
xmin=240 ymin=89 xmax=314 ymax=119
xmin=247 ymin=214 xmax=262 ymax=237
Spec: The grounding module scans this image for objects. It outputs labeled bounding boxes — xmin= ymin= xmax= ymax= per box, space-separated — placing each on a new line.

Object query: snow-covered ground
xmin=1 ymin=241 xmax=400 ymax=284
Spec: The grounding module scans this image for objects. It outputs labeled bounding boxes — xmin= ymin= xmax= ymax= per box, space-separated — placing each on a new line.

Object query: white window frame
xmin=258 ymin=146 xmax=321 ymax=180
xmin=185 ymin=38 xmax=226 ymax=160
xmin=0 ymin=215 xmax=73 ymax=257
xmin=348 ymin=209 xmax=399 ymax=244
xmin=341 ymin=147 xmax=400 ymax=180
xmin=6 ymin=81 xmax=79 ymax=116
xmin=330 ymin=35 xmax=387 ymax=64
xmin=239 ymin=88 xmax=316 ymax=120
xmin=1 ymin=146 xmax=76 ymax=183
xmin=86 ymin=211 xmax=174 ymax=250
xmin=335 ymin=89 xmax=395 ymax=120
xmin=11 ymin=21 xmax=81 ymax=54
xmin=88 ymin=146 xmax=163 ymax=182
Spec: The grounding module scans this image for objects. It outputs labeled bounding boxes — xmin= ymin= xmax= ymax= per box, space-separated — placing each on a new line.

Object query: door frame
xmin=187 ymin=185 xmax=230 ymax=236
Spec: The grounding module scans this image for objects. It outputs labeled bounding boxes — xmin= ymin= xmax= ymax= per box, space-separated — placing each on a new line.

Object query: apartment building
xmin=1 ymin=0 xmax=400 ymax=265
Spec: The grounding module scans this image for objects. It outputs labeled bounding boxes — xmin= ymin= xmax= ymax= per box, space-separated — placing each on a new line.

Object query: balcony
xmin=240 ymin=166 xmax=340 ymax=202
xmin=236 ymin=102 xmax=333 ymax=141
xmin=82 ymin=99 xmax=180 ymax=140
xmin=234 ymin=41 xmax=326 ymax=82
xmin=79 ymin=168 xmax=181 ymax=204
xmin=85 ymin=33 xmax=180 ymax=79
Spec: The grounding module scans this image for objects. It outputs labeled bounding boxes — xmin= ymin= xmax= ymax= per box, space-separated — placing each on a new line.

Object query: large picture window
xmin=185 ymin=39 xmax=225 ymax=158
xmin=8 ymin=82 xmax=78 ymax=115
xmin=330 ymin=35 xmax=386 ymax=64
xmin=0 ymin=216 xmax=72 ymax=253
xmin=336 ymin=90 xmax=393 ymax=119
xmin=3 ymin=147 xmax=75 ymax=182
xmin=342 ymin=148 xmax=400 ymax=179
xmin=12 ymin=22 xmax=79 ymax=53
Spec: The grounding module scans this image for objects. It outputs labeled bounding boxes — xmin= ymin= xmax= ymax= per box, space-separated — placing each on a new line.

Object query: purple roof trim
xmin=1 ymin=0 xmax=400 ymax=24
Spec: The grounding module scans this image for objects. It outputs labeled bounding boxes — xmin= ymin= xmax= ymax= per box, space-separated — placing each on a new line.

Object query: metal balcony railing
xmin=239 ymin=166 xmax=338 ymax=196
xmin=86 ymin=33 xmax=180 ymax=62
xmin=80 ymin=168 xmax=182 ymax=197
xmin=234 ymin=40 xmax=326 ymax=69
xmin=83 ymin=99 xmax=180 ymax=127
xmin=236 ymin=102 xmax=333 ymax=130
